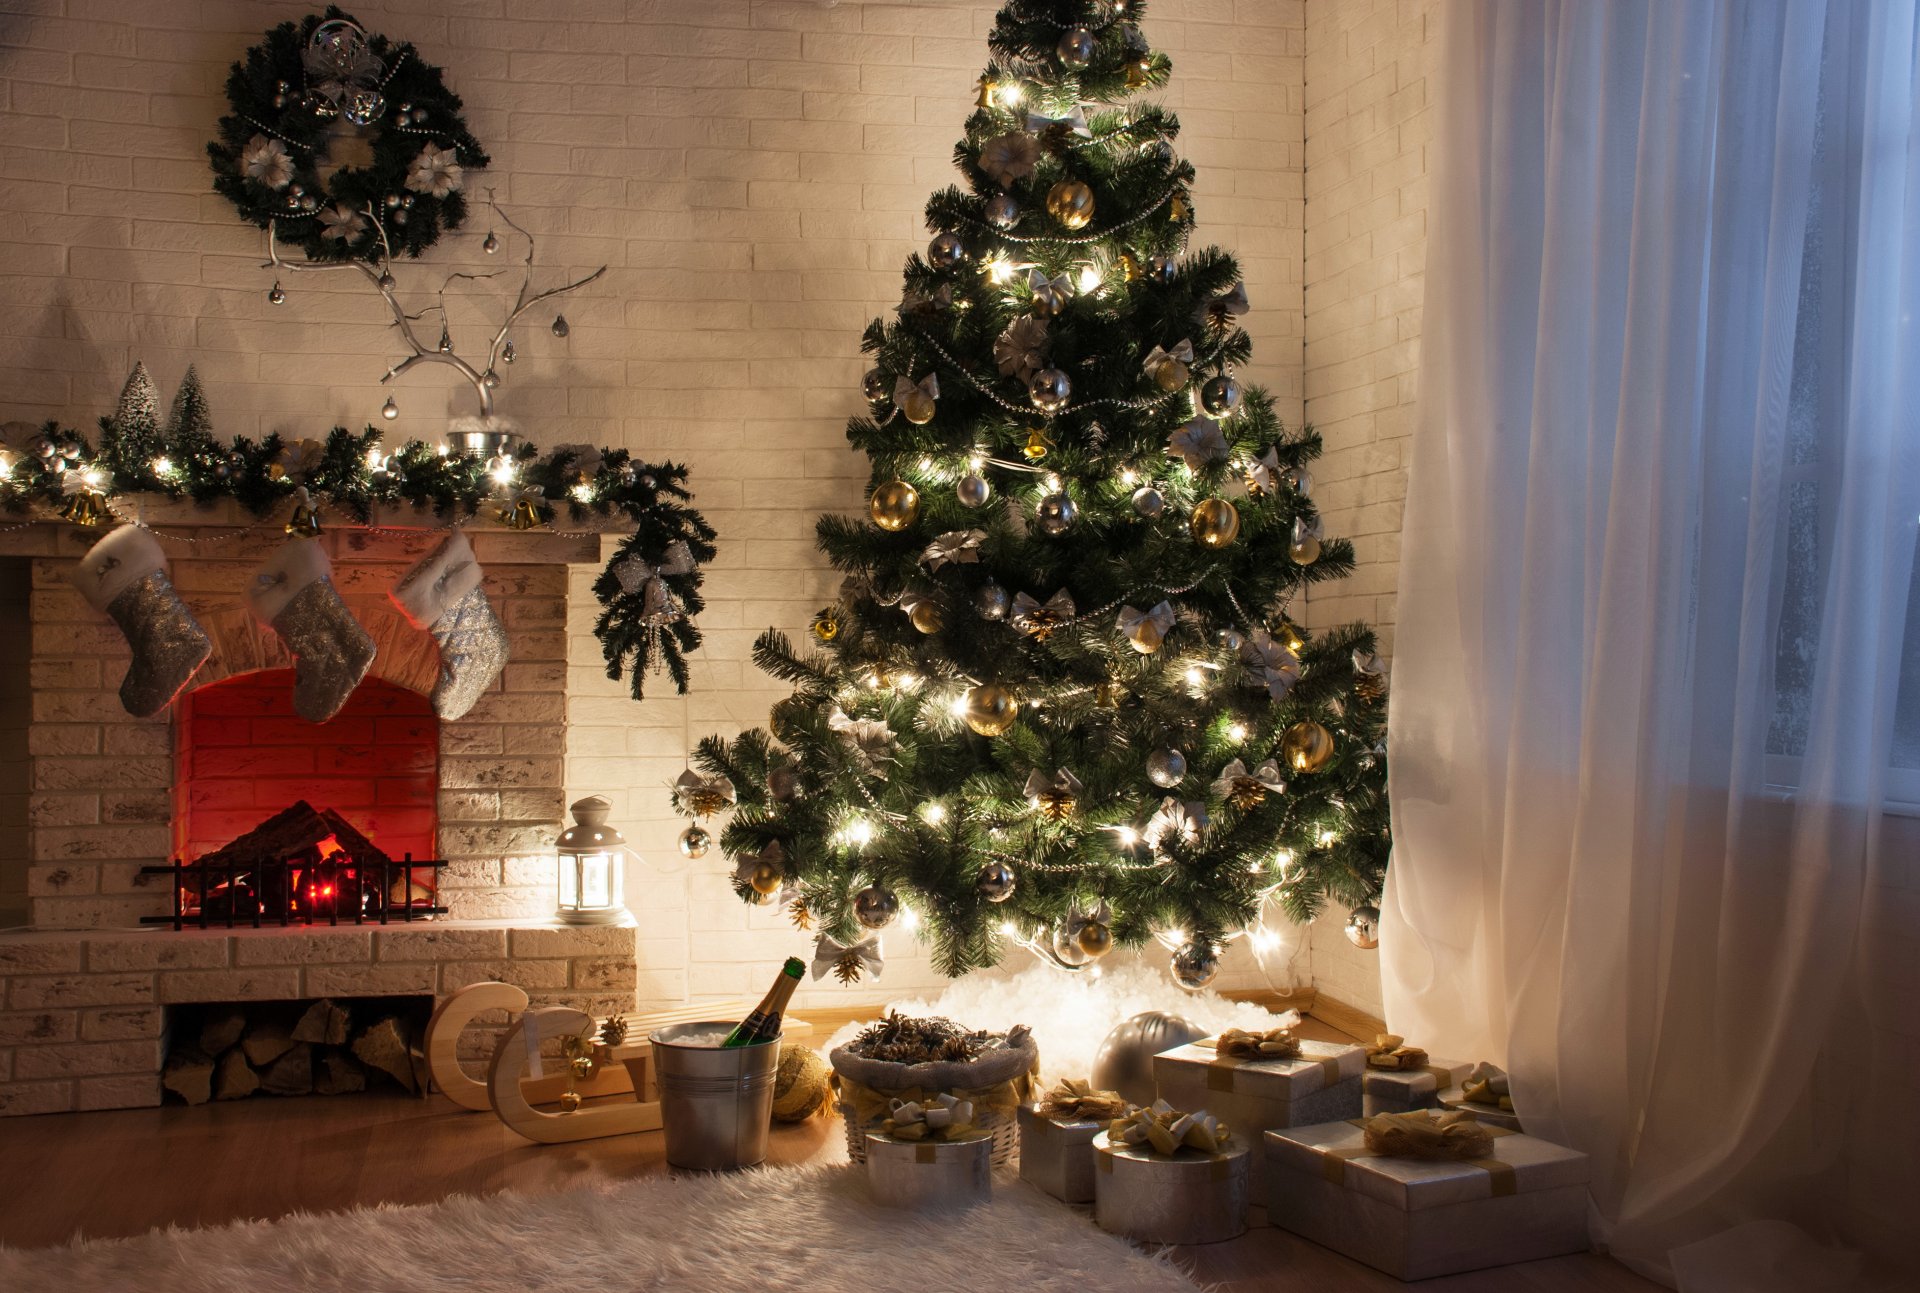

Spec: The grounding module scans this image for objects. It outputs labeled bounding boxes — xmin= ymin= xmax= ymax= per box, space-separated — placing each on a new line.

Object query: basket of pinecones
xmin=829 ymin=1012 xmax=1038 ymax=1166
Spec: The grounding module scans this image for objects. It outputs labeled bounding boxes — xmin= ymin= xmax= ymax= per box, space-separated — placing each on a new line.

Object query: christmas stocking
xmin=69 ymin=525 xmax=212 ymax=718
xmin=391 ymin=529 xmax=508 ymax=720
xmin=248 ymin=539 xmax=375 ymax=723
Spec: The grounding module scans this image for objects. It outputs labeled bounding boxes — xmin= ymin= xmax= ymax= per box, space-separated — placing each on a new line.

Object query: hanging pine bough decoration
xmin=208 ymin=9 xmax=487 ymax=263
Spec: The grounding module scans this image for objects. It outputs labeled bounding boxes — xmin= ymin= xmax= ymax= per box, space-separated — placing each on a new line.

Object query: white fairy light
xmin=922 ymin=801 xmax=947 ymax=824
xmin=845 ymin=817 xmax=875 ymax=846
xmin=570 ymin=482 xmax=593 ymax=503
xmin=435 ymin=443 xmax=451 ymax=457
xmin=985 ymin=253 xmax=1015 ymax=284
xmin=488 ymin=457 xmax=516 ymax=486
xmin=1077 ymin=264 xmax=1103 ymax=293
xmin=1250 ymin=924 xmax=1282 ymax=953
xmin=1228 ymin=722 xmax=1248 ymax=742
xmin=998 ymin=82 xmax=1024 ymax=107
xmin=1119 ymin=466 xmax=1137 ymax=485
xmin=1045 ymin=473 xmax=1062 ymax=492
xmin=1185 ymin=666 xmax=1205 ymax=688
xmin=917 ymin=456 xmax=934 ymax=474
xmin=1318 ymin=829 xmax=1338 ymax=847
xmin=901 ymin=905 xmax=921 ymax=930
xmin=949 ymin=692 xmax=971 ymax=716
xmin=150 ymin=457 xmax=174 ymax=478
xmin=365 ymin=446 xmax=386 ymax=471
xmin=1113 ymin=825 xmax=1139 ymax=847
xmin=81 ymin=467 xmax=104 ymax=488
xmin=998 ymin=920 xmax=1018 ymax=937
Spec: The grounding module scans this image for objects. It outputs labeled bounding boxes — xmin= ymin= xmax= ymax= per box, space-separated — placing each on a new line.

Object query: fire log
xmin=260 ymin=1042 xmax=314 ymax=1096
xmin=293 ymin=998 xmax=351 ymax=1046
xmin=215 ymin=1049 xmax=260 ymax=1101
xmin=163 ymin=1047 xmax=215 ymax=1105
xmin=353 ymin=1016 xmax=421 ymax=1093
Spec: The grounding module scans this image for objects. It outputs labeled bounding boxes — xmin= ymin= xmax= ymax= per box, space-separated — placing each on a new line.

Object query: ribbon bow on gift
xmin=1146 ymin=795 xmax=1208 ymax=849
xmin=673 ymin=768 xmax=736 ymax=817
xmin=893 ymin=373 xmax=940 ymax=406
xmin=1193 ymin=280 xmax=1250 ymax=331
xmin=1109 ymin=1099 xmax=1232 ymax=1156
xmin=1245 ymin=446 xmax=1281 ymax=495
xmin=1038 ymin=1077 xmax=1128 ymax=1123
xmin=1241 ymin=628 xmax=1302 ymax=700
xmin=827 ymin=707 xmax=897 ymax=777
xmin=1142 ymin=339 xmax=1194 ymax=386
xmin=1461 ymin=1062 xmax=1514 ymax=1110
xmin=1214 ymin=1027 xmax=1302 ymax=1061
xmin=1012 ymin=588 xmax=1076 ymax=639
xmin=1118 ymin=601 xmax=1175 ymax=654
xmin=882 ymin=1092 xmax=977 ymax=1141
xmin=614 ymin=539 xmax=697 ymax=624
xmin=1023 ymin=768 xmax=1084 ymax=820
xmin=812 ymin=931 xmax=884 ymax=984
xmin=1362 ymin=1109 xmax=1495 ymax=1161
xmin=1027 ymin=268 xmax=1073 ymax=316
xmin=921 ymin=529 xmax=986 ymax=572
xmin=1212 ymin=758 xmax=1286 ymax=811
xmin=1025 ymin=107 xmax=1092 ymax=143
xmin=1365 ymin=1034 xmax=1431 ymax=1072
xmin=1167 ymin=417 xmax=1228 ymax=472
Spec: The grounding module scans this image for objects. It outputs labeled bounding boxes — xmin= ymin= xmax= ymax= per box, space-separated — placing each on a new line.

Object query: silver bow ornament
xmin=812 ymin=931 xmax=885 ymax=983
xmin=274 ymin=438 xmax=326 ymax=482
xmin=1241 ymin=628 xmax=1302 ymax=700
xmin=899 ymin=283 xmax=953 ymax=317
xmin=1167 ymin=417 xmax=1229 ymax=472
xmin=921 ymin=529 xmax=986 ymax=571
xmin=828 ymin=707 xmax=897 ymax=777
xmin=893 ymin=373 xmax=940 ymax=406
xmin=1024 ymin=768 xmax=1084 ymax=819
xmin=1027 ymin=267 xmax=1073 ymax=315
xmin=614 ymin=539 xmax=696 ymax=624
xmin=1118 ymin=600 xmax=1175 ymax=654
xmin=1246 ymin=446 xmax=1281 ymax=495
xmin=1142 ymin=339 xmax=1195 ymax=387
xmin=555 ymin=443 xmax=606 ymax=483
xmin=1012 ymin=587 xmax=1076 ymax=639
xmin=673 ymin=767 xmax=736 ymax=817
xmin=1212 ymin=758 xmax=1286 ymax=810
xmin=1146 ymin=795 xmax=1210 ymax=849
xmin=1026 ymin=107 xmax=1092 ymax=143
xmin=1194 ymin=280 xmax=1250 ymax=330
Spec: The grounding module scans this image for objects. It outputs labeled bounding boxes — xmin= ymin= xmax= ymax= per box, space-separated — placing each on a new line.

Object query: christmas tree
xmin=681 ymin=0 xmax=1390 ymax=986
xmin=97 ymin=361 xmax=163 ymax=484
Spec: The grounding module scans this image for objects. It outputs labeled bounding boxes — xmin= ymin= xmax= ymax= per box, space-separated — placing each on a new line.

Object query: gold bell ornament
xmin=869 ymin=479 xmax=921 ymax=531
xmin=59 ymin=475 xmax=108 ymax=526
xmin=501 ymin=486 xmax=546 ymax=531
xmin=1022 ymin=427 xmax=1053 ymax=461
xmin=1046 ymin=180 xmax=1096 ymax=231
xmin=284 ymin=487 xmax=322 ymax=538
xmin=811 ymin=608 xmax=841 ymax=642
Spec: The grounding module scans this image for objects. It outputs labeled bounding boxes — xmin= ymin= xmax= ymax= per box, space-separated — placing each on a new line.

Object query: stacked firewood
xmin=162 ymin=998 xmax=426 ymax=1104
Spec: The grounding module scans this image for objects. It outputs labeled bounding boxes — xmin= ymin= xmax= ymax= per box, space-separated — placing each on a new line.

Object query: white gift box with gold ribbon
xmin=1265 ymin=1118 xmax=1590 ymax=1280
xmin=1363 ymin=1060 xmax=1476 ymax=1116
xmin=1016 ymin=1103 xmax=1103 ymax=1203
xmin=1152 ymin=1036 xmax=1365 ymax=1190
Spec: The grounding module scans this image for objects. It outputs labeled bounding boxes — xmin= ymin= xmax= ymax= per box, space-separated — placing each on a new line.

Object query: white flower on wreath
xmin=240 ymin=134 xmax=293 ymax=190
xmin=318 ymin=202 xmax=368 ymax=244
xmin=406 ymin=143 xmax=464 ymax=198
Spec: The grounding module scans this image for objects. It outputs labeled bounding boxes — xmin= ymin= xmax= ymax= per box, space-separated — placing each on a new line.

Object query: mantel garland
xmin=0 ymin=418 xmax=715 ymax=699
xmin=209 ymin=8 xmax=488 ymax=264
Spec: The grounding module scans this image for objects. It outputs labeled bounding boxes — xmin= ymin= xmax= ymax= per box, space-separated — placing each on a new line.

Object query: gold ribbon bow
xmin=812 ymin=931 xmax=884 ymax=984
xmin=672 ymin=768 xmax=736 ymax=817
xmin=921 ymin=529 xmax=986 ymax=571
xmin=1146 ymin=795 xmax=1208 ymax=848
xmin=1012 ymin=587 xmax=1076 ymax=639
xmin=1461 ymin=1061 xmax=1514 ymax=1110
xmin=614 ymin=539 xmax=696 ymax=623
xmin=1038 ymin=1077 xmax=1128 ymax=1123
xmin=500 ymin=486 xmax=545 ymax=531
xmin=1118 ymin=600 xmax=1175 ymax=654
xmin=1214 ymin=1027 xmax=1302 ymax=1061
xmin=284 ymin=486 xmax=322 ymax=538
xmin=1027 ymin=267 xmax=1072 ymax=315
xmin=1194 ymin=280 xmax=1250 ymax=331
xmin=882 ymin=1091 xmax=979 ymax=1142
xmin=1167 ymin=417 xmax=1228 ymax=471
xmin=1212 ymin=758 xmax=1286 ymax=811
xmin=836 ymin=1074 xmax=1033 ymax=1132
xmin=1365 ymin=1033 xmax=1431 ymax=1072
xmin=270 ymin=437 xmax=325 ymax=483
xmin=1023 ymin=768 xmax=1083 ymax=820
xmin=1109 ymin=1099 xmax=1232 ymax=1156
xmin=1361 ymin=1108 xmax=1495 ymax=1161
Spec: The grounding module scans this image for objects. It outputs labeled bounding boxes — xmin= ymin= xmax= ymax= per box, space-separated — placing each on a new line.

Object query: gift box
xmin=1153 ymin=1036 xmax=1365 ymax=1189
xmin=1362 ymin=1059 xmax=1474 ymax=1116
xmin=1093 ymin=1130 xmax=1250 ymax=1245
xmin=1265 ymin=1118 xmax=1589 ymax=1280
xmin=1436 ymin=1087 xmax=1524 ymax=1131
xmin=865 ymin=1131 xmax=992 ymax=1209
xmin=1017 ymin=1102 xmax=1103 ymax=1203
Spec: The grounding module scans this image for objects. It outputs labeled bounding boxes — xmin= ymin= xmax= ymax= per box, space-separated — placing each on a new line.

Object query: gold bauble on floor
xmin=1281 ymin=719 xmax=1334 ymax=773
xmin=1189 ymin=497 xmax=1240 ymax=547
xmin=869 ymin=479 xmax=920 ymax=531
xmin=963 ymin=682 xmax=1018 ymax=736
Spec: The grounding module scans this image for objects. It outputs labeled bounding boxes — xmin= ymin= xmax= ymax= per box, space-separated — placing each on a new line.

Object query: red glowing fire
xmin=181 ymin=802 xmax=435 ymax=922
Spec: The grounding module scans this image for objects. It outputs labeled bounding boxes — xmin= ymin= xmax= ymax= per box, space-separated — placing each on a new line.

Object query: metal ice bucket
xmin=650 ymin=1021 xmax=780 ymax=1171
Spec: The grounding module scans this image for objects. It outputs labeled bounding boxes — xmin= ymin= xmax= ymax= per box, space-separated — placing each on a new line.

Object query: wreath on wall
xmin=208 ymin=8 xmax=488 ymax=263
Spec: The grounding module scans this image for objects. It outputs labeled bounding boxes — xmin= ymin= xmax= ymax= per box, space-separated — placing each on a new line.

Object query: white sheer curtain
xmin=1383 ymin=1 xmax=1919 ymax=1288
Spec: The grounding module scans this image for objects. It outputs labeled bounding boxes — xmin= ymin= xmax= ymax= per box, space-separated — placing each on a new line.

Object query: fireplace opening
xmin=163 ymin=995 xmax=433 ymax=1103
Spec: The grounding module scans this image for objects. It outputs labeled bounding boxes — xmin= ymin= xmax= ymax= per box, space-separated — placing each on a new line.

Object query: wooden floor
xmin=0 ymin=1017 xmax=1659 ymax=1293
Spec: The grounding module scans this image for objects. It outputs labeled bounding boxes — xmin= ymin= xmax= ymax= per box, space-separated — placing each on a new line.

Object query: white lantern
xmin=555 ymin=794 xmax=627 ymax=925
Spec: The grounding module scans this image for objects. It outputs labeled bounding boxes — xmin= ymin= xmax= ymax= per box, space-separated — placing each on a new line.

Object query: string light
xmin=1119 ymin=466 xmax=1137 ymax=485
xmin=81 ymin=467 xmax=104 ymax=488
xmin=846 ymin=818 xmax=875 ymax=846
xmin=922 ymin=802 xmax=947 ymax=824
xmin=1112 ymin=825 xmax=1139 ymax=847
xmin=948 ymin=692 xmax=971 ymax=717
xmin=998 ymin=82 xmax=1025 ymax=107
xmin=900 ymin=905 xmax=922 ymax=930
xmin=998 ymin=920 xmax=1019 ymax=937
xmin=985 ymin=253 xmax=1016 ymax=285
xmin=488 ymin=457 xmax=516 ymax=486
xmin=570 ymin=483 xmax=593 ymax=503
xmin=1077 ymin=264 xmax=1103 ymax=293
xmin=1228 ymin=721 xmax=1248 ymax=742
xmin=150 ymin=457 xmax=174 ymax=478
xmin=1185 ymin=665 xmax=1205 ymax=687
xmin=1318 ymin=829 xmax=1339 ymax=847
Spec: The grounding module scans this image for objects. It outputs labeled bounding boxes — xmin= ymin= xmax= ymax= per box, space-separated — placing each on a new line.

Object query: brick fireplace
xmin=0 ymin=501 xmax=642 ymax=1117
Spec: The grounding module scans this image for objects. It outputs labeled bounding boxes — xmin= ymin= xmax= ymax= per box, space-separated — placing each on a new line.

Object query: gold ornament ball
xmin=1076 ymin=920 xmax=1114 ymax=958
xmin=1152 ymin=359 xmax=1189 ymax=393
xmin=963 ymin=683 xmax=1018 ymax=736
xmin=900 ymin=389 xmax=937 ymax=424
xmin=1281 ymin=719 xmax=1335 ymax=774
xmin=1046 ymin=180 xmax=1096 ymax=231
xmin=1190 ymin=497 xmax=1241 ymax=548
xmin=811 ymin=610 xmax=840 ymax=642
xmin=679 ymin=824 xmax=712 ymax=858
xmin=749 ymin=858 xmax=785 ymax=895
xmin=908 ymin=600 xmax=944 ymax=634
xmin=1290 ymin=515 xmax=1323 ymax=565
xmin=869 ymin=480 xmax=921 ymax=531
xmin=770 ymin=1044 xmax=832 ymax=1122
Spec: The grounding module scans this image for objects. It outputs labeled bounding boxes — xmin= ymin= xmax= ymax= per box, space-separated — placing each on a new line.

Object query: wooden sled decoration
xmin=488 ymin=1006 xmax=662 ymax=1144
xmin=425 ymin=980 xmax=530 ymax=1112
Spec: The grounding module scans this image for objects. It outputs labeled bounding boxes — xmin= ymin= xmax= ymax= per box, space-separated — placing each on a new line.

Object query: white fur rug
xmin=0 ymin=1160 xmax=1201 ymax=1293
xmin=826 ymin=961 xmax=1300 ymax=1086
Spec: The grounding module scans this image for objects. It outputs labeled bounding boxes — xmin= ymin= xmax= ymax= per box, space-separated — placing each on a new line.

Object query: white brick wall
xmin=1298 ymin=0 xmax=1434 ymax=1023
xmin=0 ymin=0 xmax=1307 ymax=1006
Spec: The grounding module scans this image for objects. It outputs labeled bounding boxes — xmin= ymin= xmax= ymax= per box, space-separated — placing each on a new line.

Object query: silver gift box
xmin=865 ymin=1131 xmax=992 ymax=1210
xmin=1153 ymin=1037 xmax=1365 ymax=1192
xmin=1436 ymin=1086 xmax=1525 ymax=1131
xmin=1093 ymin=1130 xmax=1250 ymax=1245
xmin=1265 ymin=1120 xmax=1589 ymax=1280
xmin=1017 ymin=1103 xmax=1102 ymax=1203
xmin=1361 ymin=1057 xmax=1474 ymax=1116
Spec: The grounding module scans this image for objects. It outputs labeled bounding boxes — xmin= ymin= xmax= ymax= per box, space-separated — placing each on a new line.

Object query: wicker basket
xmin=830 ymin=1026 xmax=1039 ymax=1167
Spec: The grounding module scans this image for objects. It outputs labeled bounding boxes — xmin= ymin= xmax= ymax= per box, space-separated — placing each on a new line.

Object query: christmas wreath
xmin=208 ymin=8 xmax=488 ymax=263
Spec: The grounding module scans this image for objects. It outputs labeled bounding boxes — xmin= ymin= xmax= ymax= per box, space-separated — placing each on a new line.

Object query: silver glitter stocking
xmin=273 ymin=579 xmax=376 ymax=723
xmin=106 ymin=569 xmax=212 ymax=718
xmin=427 ymin=584 xmax=509 ymax=720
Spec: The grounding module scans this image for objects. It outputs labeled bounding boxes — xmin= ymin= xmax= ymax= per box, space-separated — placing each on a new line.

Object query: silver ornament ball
xmin=1028 ymin=367 xmax=1072 ymax=414
xmin=863 ymin=368 xmax=890 ymax=405
xmin=1146 ymin=747 xmax=1187 ymax=788
xmin=928 ymin=231 xmax=965 ymax=269
xmin=1092 ymin=1011 xmax=1209 ymax=1105
xmin=1147 ymin=254 xmax=1178 ymax=284
xmin=1200 ymin=374 xmax=1244 ymax=418
xmin=977 ymin=860 xmax=1016 ymax=903
xmin=974 ymin=580 xmax=1011 ymax=620
xmin=678 ymin=824 xmax=712 ymax=859
xmin=854 ymin=884 xmax=900 ymax=930
xmin=1171 ymin=941 xmax=1221 ymax=991
xmin=1035 ymin=491 xmax=1078 ymax=535
xmin=1057 ymin=26 xmax=1096 ymax=68
xmin=957 ymin=473 xmax=991 ymax=508
xmin=985 ymin=193 xmax=1020 ymax=229
xmin=768 ymin=766 xmax=800 ymax=803
xmin=1345 ymin=903 xmax=1381 ymax=950
xmin=1051 ymin=922 xmax=1092 ymax=968
xmin=1132 ymin=485 xmax=1165 ymax=518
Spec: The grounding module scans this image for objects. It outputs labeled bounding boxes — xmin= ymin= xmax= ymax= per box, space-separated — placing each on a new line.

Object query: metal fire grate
xmin=138 ymin=855 xmax=450 ymax=929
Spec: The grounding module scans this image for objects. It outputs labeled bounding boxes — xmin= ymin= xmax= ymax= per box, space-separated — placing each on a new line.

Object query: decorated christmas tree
xmin=680 ymin=0 xmax=1390 ymax=987
xmin=97 ymin=361 xmax=164 ymax=485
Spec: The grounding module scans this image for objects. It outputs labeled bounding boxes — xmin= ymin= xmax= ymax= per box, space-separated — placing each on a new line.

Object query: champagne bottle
xmin=721 ymin=956 xmax=805 ymax=1048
